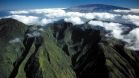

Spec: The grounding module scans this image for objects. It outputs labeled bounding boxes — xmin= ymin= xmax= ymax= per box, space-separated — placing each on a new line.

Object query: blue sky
xmin=0 ymin=0 xmax=139 ymax=10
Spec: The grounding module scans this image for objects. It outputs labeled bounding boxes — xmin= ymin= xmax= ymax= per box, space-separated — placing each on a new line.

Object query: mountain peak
xmin=67 ymin=4 xmax=129 ymax=12
xmin=75 ymin=4 xmax=128 ymax=9
xmin=0 ymin=18 xmax=27 ymax=39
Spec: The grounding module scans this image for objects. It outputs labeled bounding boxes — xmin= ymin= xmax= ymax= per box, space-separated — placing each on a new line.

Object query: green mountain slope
xmin=0 ymin=18 xmax=139 ymax=78
xmin=0 ymin=18 xmax=27 ymax=78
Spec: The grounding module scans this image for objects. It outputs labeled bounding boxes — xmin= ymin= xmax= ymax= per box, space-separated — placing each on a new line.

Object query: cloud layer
xmin=1 ymin=8 xmax=139 ymax=50
xmin=125 ymin=28 xmax=139 ymax=50
xmin=114 ymin=9 xmax=139 ymax=14
xmin=6 ymin=15 xmax=39 ymax=25
xmin=7 ymin=8 xmax=139 ymax=26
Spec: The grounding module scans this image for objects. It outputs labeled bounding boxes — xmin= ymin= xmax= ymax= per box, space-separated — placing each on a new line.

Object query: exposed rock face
xmin=49 ymin=22 xmax=139 ymax=78
xmin=0 ymin=18 xmax=139 ymax=78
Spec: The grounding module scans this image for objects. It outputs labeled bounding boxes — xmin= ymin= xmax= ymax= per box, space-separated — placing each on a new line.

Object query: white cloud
xmin=5 ymin=15 xmax=59 ymax=26
xmin=63 ymin=12 xmax=120 ymax=25
xmin=125 ymin=28 xmax=139 ymax=50
xmin=89 ymin=20 xmax=123 ymax=39
xmin=89 ymin=20 xmax=139 ymax=50
xmin=9 ymin=38 xmax=21 ymax=43
xmin=87 ymin=13 xmax=118 ymax=20
xmin=10 ymin=8 xmax=66 ymax=15
xmin=122 ymin=15 xmax=139 ymax=26
xmin=5 ymin=8 xmax=139 ymax=27
xmin=40 ymin=18 xmax=49 ymax=25
xmin=89 ymin=20 xmax=103 ymax=26
xmin=6 ymin=15 xmax=39 ymax=25
xmin=64 ymin=17 xmax=84 ymax=25
xmin=66 ymin=12 xmax=84 ymax=17
xmin=10 ymin=10 xmax=29 ymax=14
xmin=114 ymin=9 xmax=139 ymax=14
xmin=40 ymin=18 xmax=59 ymax=26
xmin=8 ymin=9 xmax=121 ymax=25
xmin=30 ymin=8 xmax=66 ymax=14
xmin=26 ymin=31 xmax=41 ymax=38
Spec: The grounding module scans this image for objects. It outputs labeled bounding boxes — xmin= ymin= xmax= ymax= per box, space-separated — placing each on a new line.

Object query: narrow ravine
xmin=9 ymin=36 xmax=35 ymax=78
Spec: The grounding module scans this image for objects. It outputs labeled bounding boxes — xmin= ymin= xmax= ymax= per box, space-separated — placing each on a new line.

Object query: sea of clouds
xmin=1 ymin=8 xmax=139 ymax=50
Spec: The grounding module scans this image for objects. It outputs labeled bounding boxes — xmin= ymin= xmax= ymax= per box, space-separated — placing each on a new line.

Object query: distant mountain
xmin=66 ymin=4 xmax=129 ymax=12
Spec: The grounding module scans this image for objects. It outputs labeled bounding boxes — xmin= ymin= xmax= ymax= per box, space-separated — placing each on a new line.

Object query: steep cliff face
xmin=9 ymin=27 xmax=76 ymax=78
xmin=0 ymin=18 xmax=139 ymax=78
xmin=0 ymin=19 xmax=76 ymax=78
xmin=49 ymin=22 xmax=139 ymax=78
xmin=0 ymin=18 xmax=27 ymax=78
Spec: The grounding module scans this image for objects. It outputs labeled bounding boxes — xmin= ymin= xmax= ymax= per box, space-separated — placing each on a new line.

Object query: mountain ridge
xmin=72 ymin=4 xmax=129 ymax=9
xmin=0 ymin=18 xmax=139 ymax=78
